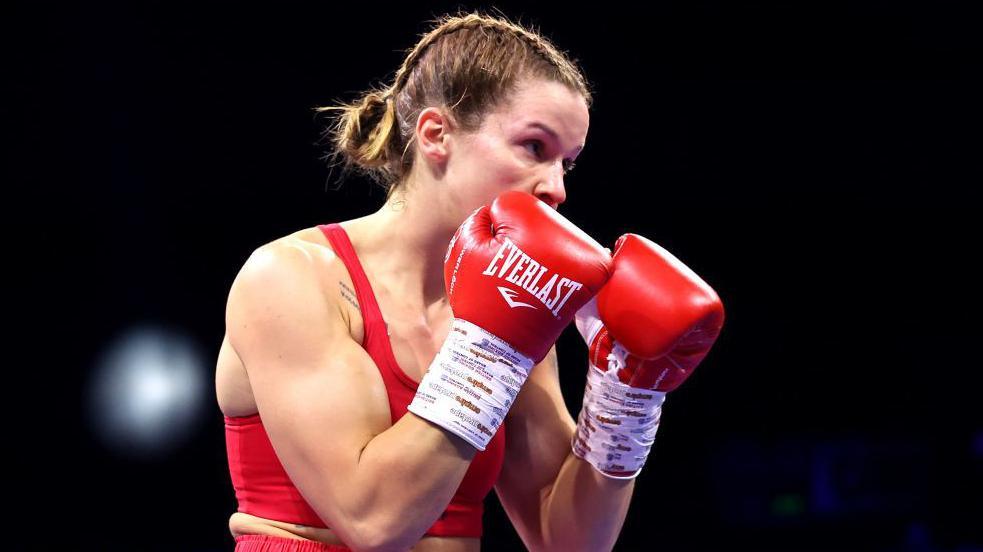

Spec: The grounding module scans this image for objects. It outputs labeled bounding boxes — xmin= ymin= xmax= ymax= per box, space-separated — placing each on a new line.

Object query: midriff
xmin=229 ymin=512 xmax=481 ymax=551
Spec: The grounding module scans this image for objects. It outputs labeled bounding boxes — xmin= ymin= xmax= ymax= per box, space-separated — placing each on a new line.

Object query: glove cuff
xmin=572 ymin=362 xmax=666 ymax=479
xmin=408 ymin=318 xmax=534 ymax=450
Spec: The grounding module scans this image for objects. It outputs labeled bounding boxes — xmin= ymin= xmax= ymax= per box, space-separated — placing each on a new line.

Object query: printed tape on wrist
xmin=407 ymin=318 xmax=533 ymax=451
xmin=572 ymin=344 xmax=666 ymax=479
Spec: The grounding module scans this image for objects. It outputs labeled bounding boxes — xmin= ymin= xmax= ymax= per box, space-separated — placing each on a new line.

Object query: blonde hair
xmin=315 ymin=11 xmax=592 ymax=196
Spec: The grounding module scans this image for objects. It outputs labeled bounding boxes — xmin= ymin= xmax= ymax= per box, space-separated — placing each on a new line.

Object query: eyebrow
xmin=526 ymin=122 xmax=584 ymax=156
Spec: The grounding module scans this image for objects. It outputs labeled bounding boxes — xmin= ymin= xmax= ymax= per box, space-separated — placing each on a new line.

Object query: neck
xmin=355 ymin=181 xmax=461 ymax=311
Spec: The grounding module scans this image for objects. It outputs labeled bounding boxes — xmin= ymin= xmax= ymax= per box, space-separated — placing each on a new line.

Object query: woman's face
xmin=443 ymin=78 xmax=590 ymax=216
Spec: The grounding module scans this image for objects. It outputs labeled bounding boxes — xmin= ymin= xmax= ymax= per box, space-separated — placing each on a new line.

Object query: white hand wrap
xmin=408 ymin=318 xmax=534 ymax=451
xmin=572 ymin=343 xmax=666 ymax=479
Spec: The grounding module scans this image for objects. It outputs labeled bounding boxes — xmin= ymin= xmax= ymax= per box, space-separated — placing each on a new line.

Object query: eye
xmin=524 ymin=140 xmax=577 ymax=175
xmin=524 ymin=140 xmax=544 ymax=158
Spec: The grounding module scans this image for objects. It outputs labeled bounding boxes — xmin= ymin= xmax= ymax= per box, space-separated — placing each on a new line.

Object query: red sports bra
xmin=224 ymin=222 xmax=507 ymax=539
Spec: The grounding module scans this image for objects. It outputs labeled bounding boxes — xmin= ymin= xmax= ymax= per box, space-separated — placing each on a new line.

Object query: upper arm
xmin=226 ymin=240 xmax=390 ymax=540
xmin=494 ymin=345 xmax=577 ymax=549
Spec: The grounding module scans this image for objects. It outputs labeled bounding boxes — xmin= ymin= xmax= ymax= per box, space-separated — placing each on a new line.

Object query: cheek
xmin=449 ymin=138 xmax=531 ymax=212
xmin=467 ymin=142 xmax=522 ymax=185
xmin=492 ymin=142 xmax=531 ymax=180
xmin=473 ymin=139 xmax=510 ymax=168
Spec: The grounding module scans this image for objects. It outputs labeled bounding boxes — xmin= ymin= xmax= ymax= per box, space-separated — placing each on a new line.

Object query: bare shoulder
xmin=228 ymin=226 xmax=354 ymax=317
xmin=250 ymin=226 xmax=344 ymax=285
xmin=224 ymin=227 xmax=357 ymax=359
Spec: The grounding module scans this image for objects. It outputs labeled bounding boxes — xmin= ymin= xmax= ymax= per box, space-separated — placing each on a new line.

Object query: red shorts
xmin=234 ymin=534 xmax=350 ymax=551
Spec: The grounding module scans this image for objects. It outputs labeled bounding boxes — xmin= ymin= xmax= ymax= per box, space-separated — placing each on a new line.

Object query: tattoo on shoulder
xmin=339 ymin=281 xmax=360 ymax=310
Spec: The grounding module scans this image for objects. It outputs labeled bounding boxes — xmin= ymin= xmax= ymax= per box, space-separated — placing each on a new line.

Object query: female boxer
xmin=216 ymin=11 xmax=723 ymax=552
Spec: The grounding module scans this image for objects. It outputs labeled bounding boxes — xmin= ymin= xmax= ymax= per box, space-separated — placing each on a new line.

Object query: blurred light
xmin=771 ymin=493 xmax=805 ymax=517
xmin=87 ymin=325 xmax=207 ymax=458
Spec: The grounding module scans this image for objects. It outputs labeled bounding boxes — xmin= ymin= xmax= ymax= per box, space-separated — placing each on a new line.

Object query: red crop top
xmin=225 ymin=223 xmax=507 ymax=539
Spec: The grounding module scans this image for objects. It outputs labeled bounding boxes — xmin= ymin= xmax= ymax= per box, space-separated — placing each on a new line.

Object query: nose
xmin=534 ymin=165 xmax=567 ymax=210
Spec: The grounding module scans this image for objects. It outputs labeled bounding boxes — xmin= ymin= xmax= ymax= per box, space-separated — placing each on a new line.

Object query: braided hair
xmin=316 ymin=11 xmax=592 ymax=196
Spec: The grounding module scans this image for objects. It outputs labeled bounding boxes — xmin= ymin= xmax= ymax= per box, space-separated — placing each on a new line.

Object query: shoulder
xmin=226 ymin=227 xmax=348 ymax=325
xmin=235 ymin=224 xmax=357 ymax=294
xmin=226 ymin=224 xmax=366 ymax=345
xmin=236 ymin=229 xmax=334 ymax=291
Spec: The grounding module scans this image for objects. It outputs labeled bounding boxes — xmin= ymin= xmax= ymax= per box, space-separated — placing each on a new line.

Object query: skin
xmin=216 ymin=77 xmax=635 ymax=551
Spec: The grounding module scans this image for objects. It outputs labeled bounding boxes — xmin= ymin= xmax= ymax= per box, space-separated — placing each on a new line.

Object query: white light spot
xmin=87 ymin=325 xmax=207 ymax=458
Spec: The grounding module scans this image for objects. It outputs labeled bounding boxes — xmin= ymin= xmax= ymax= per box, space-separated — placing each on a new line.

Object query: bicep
xmin=495 ymin=345 xmax=577 ymax=546
xmin=226 ymin=243 xmax=391 ymax=527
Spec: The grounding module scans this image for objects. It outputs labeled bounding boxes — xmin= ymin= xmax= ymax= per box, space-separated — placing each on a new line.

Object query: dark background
xmin=10 ymin=1 xmax=981 ymax=550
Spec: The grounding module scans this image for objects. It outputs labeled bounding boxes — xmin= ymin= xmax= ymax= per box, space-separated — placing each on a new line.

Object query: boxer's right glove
xmin=572 ymin=234 xmax=725 ymax=478
xmin=408 ymin=191 xmax=611 ymax=450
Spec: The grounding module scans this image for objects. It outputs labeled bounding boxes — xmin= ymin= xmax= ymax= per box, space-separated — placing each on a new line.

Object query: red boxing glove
xmin=573 ymin=234 xmax=724 ymax=477
xmin=409 ymin=191 xmax=611 ymax=450
xmin=588 ymin=233 xmax=725 ymax=391
xmin=446 ymin=190 xmax=613 ymax=363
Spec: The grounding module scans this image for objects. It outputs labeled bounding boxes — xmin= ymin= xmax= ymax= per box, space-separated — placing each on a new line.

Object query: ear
xmin=415 ymin=107 xmax=456 ymax=165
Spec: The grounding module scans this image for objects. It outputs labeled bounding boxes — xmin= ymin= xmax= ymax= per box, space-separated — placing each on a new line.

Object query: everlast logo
xmin=482 ymin=238 xmax=583 ymax=318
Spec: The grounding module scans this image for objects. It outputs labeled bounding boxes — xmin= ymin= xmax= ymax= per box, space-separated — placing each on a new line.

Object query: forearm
xmin=349 ymin=413 xmax=477 ymax=550
xmin=540 ymin=451 xmax=635 ymax=552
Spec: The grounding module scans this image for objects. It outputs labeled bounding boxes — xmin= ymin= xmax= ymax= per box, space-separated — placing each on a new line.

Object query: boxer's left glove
xmin=572 ymin=234 xmax=725 ymax=478
xmin=408 ymin=191 xmax=611 ymax=450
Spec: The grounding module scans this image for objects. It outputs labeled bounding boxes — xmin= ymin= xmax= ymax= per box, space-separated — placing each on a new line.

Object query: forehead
xmin=491 ymin=80 xmax=590 ymax=142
